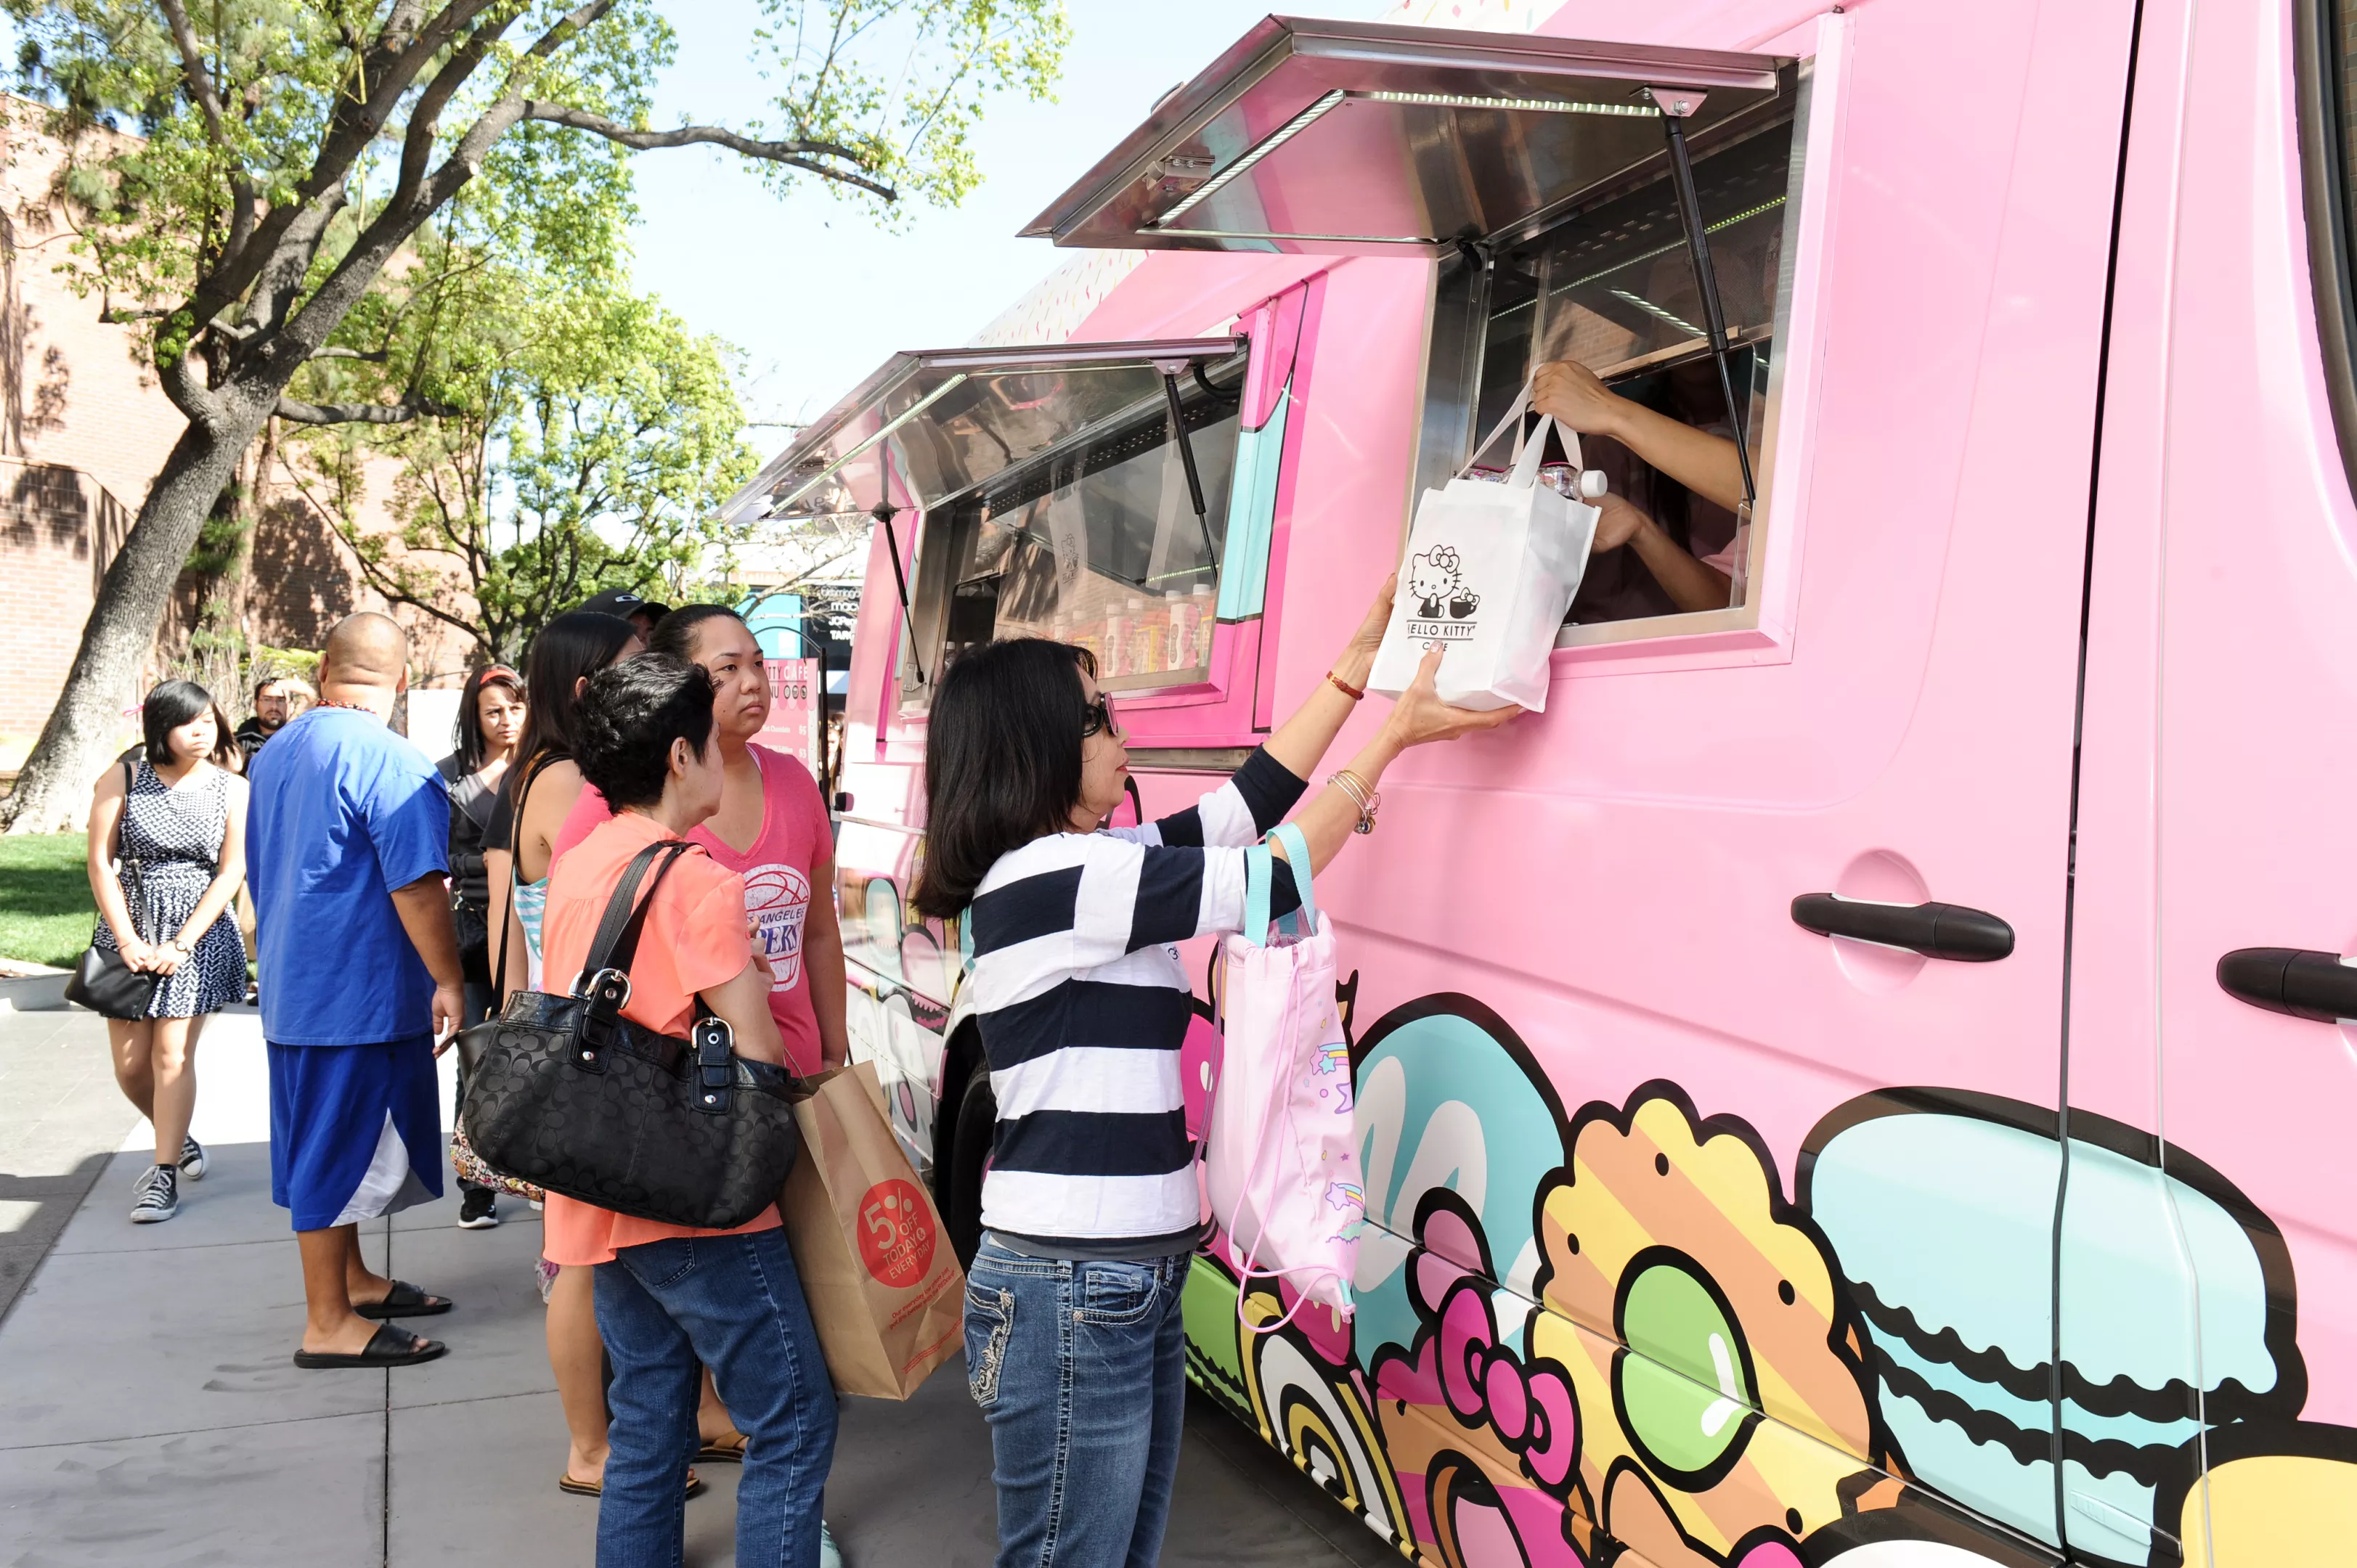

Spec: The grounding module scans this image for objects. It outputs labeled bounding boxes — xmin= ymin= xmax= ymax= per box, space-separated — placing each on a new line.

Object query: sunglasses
xmin=1080 ymin=693 xmax=1120 ymax=740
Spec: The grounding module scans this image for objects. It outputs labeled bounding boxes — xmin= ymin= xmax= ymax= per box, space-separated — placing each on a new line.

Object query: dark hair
xmin=515 ymin=611 xmax=637 ymax=772
xmin=451 ymin=664 xmax=526 ymax=773
xmin=911 ymin=638 xmax=1096 ymax=918
xmin=572 ymin=654 xmax=717 ymax=809
xmin=208 ymin=703 xmax=241 ymax=769
xmin=252 ymin=675 xmax=284 ymax=703
xmin=646 ymin=603 xmax=746 ymax=663
xmin=142 ymin=679 xmax=216 ymax=765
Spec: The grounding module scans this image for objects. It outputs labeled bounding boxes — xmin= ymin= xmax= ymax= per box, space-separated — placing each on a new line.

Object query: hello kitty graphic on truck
xmin=1404 ymin=545 xmax=1481 ymax=640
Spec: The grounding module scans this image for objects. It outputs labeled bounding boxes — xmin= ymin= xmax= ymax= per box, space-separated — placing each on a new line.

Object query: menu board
xmin=759 ymin=656 xmax=823 ymax=776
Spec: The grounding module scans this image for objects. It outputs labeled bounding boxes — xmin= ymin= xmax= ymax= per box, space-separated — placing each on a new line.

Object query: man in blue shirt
xmin=248 ymin=613 xmax=465 ymax=1370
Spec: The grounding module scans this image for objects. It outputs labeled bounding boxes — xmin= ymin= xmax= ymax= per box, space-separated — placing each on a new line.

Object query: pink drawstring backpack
xmin=1204 ymin=823 xmax=1364 ymax=1326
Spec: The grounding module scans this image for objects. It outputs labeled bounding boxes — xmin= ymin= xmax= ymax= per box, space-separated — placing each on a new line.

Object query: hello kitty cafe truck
xmin=717 ymin=7 xmax=2357 ymax=1566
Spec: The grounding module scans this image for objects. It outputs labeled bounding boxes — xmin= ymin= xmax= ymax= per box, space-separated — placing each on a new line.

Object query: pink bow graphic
xmin=1430 ymin=1275 xmax=1581 ymax=1493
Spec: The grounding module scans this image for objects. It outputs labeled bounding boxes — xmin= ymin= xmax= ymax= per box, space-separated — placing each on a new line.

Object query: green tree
xmin=0 ymin=0 xmax=1067 ymax=831
xmin=286 ymin=267 xmax=757 ymax=665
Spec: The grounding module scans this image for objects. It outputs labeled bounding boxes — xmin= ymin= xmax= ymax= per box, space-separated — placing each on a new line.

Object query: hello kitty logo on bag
xmin=1404 ymin=544 xmax=1481 ymax=640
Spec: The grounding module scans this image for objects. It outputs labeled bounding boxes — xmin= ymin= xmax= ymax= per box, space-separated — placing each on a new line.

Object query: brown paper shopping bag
xmin=780 ymin=1061 xmax=966 ymax=1399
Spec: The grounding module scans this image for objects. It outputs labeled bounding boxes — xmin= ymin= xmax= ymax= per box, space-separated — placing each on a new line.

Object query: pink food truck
xmin=719 ymin=4 xmax=2357 ymax=1563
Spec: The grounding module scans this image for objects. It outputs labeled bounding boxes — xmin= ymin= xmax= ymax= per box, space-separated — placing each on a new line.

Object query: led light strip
xmin=1610 ymin=289 xmax=1705 ymax=339
xmin=1364 ymin=90 xmax=1662 ymax=118
xmin=1560 ymin=195 xmax=1786 ymax=291
xmin=771 ymin=373 xmax=969 ymax=515
xmin=1155 ymin=90 xmax=1347 ymax=226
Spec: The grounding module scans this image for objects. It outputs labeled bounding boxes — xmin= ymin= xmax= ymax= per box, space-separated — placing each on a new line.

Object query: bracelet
xmin=1325 ymin=670 xmax=1365 ymax=701
xmin=1329 ymin=769 xmax=1380 ymax=834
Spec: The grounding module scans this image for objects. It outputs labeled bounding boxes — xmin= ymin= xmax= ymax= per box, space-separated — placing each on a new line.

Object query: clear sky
xmin=631 ymin=1 xmax=1383 ymax=436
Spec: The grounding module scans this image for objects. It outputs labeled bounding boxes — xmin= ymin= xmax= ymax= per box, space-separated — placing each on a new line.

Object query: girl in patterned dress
xmin=85 ymin=680 xmax=252 ymax=1223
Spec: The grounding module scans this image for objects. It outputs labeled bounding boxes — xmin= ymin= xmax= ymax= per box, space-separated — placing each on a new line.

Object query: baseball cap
xmin=578 ymin=588 xmax=671 ymax=624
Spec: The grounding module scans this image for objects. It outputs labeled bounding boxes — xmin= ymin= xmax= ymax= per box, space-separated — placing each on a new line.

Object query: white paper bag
xmin=1368 ymin=392 xmax=1600 ymax=712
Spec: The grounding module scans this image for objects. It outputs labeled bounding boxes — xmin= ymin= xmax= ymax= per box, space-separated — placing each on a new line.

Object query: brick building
xmin=0 ymin=99 xmax=472 ymax=764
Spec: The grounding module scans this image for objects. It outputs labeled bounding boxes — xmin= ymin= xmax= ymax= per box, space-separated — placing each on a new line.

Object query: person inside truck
xmin=908 ymin=575 xmax=1517 ymax=1568
xmin=1533 ymin=356 xmax=1749 ymax=616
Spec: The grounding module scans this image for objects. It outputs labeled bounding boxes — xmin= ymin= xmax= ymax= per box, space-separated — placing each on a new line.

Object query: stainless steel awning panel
xmin=1022 ymin=17 xmax=1783 ymax=256
xmin=718 ymin=338 xmax=1245 ymax=528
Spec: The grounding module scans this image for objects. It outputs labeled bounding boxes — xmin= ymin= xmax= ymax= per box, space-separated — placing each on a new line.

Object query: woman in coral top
xmin=539 ymin=654 xmax=836 ymax=1568
xmin=550 ymin=605 xmax=849 ymax=1078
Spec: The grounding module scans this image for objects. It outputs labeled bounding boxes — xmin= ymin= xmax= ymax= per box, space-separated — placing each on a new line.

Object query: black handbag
xmin=64 ymin=761 xmax=160 ymax=1021
xmin=455 ymin=840 xmax=803 ymax=1229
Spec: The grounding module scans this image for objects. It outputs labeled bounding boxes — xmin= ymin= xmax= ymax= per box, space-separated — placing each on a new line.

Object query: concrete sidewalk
xmin=0 ymin=1008 xmax=1392 ymax=1567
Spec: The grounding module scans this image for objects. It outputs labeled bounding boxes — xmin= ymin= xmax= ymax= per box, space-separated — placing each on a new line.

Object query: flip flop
xmin=693 ymin=1430 xmax=749 ymax=1464
xmin=354 ymin=1280 xmax=453 ymax=1319
xmin=293 ymin=1323 xmax=447 ymax=1370
xmin=558 ymin=1469 xmax=707 ymax=1499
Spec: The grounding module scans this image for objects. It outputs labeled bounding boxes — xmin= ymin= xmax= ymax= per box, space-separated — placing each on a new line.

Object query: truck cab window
xmin=904 ymin=356 xmax=1245 ymax=705
xmin=1475 ymin=117 xmax=1795 ymax=632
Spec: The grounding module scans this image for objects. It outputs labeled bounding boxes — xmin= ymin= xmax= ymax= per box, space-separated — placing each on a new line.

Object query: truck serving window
xmin=895 ymin=349 xmax=1250 ymax=706
xmin=1479 ymin=116 xmax=1794 ymax=632
xmin=917 ymin=359 xmax=1243 ymax=695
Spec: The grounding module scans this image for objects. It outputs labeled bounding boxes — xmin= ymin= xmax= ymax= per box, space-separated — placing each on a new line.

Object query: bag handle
xmin=1457 ymin=383 xmax=1599 ymax=494
xmin=1240 ymin=826 xmax=1316 ymax=947
xmin=583 ymin=840 xmax=698 ymax=979
xmin=492 ymin=756 xmax=550 ymax=1004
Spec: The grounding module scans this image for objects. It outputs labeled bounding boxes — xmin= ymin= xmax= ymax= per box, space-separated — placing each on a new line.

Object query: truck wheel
xmin=945 ymin=1061 xmax=996 ymax=1270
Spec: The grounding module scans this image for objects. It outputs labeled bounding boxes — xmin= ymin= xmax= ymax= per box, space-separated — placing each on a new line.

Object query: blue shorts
xmin=267 ymin=1037 xmax=444 ymax=1231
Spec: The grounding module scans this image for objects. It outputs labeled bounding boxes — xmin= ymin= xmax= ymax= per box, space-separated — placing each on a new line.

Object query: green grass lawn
xmin=0 ymin=833 xmax=96 ymax=968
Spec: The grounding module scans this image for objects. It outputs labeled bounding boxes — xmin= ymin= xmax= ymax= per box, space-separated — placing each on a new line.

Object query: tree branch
xmin=157 ymin=0 xmax=260 ymax=274
xmin=275 ymin=395 xmax=461 ymax=425
xmin=519 ymin=104 xmax=896 ymax=200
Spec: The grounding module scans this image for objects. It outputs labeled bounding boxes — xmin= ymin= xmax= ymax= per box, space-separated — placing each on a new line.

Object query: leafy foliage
xmin=285 ymin=257 xmax=757 ymax=663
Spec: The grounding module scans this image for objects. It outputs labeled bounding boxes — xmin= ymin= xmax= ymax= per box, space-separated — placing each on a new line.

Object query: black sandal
xmin=354 ymin=1280 xmax=453 ymax=1319
xmin=293 ymin=1323 xmax=447 ymax=1369
xmin=559 ymin=1469 xmax=707 ymax=1499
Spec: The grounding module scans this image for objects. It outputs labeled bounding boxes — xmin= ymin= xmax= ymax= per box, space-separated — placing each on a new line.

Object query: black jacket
xmin=233 ymin=717 xmax=272 ymax=764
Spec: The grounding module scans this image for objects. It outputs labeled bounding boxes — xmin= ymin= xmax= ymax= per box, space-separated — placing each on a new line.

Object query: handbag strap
xmin=115 ymin=758 xmax=143 ymax=923
xmin=582 ymin=839 xmax=699 ymax=983
xmin=1240 ymin=823 xmax=1316 ymax=947
xmin=493 ymin=756 xmax=552 ymax=1001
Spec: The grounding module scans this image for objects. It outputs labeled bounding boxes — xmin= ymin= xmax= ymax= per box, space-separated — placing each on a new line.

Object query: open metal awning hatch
xmin=1021 ymin=16 xmax=1790 ymax=505
xmin=1022 ymin=17 xmax=1786 ymax=256
xmin=717 ymin=338 xmax=1247 ymax=531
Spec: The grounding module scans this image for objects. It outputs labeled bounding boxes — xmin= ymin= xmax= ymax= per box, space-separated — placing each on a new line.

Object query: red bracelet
xmin=1326 ymin=670 xmax=1365 ymax=701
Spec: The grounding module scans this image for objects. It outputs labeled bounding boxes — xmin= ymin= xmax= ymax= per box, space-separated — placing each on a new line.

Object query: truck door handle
xmin=1790 ymin=894 xmax=2014 ymax=962
xmin=2215 ymin=948 xmax=2357 ymax=1022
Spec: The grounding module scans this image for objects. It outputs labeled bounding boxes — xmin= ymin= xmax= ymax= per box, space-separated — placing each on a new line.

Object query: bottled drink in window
xmin=1192 ymin=587 xmax=1216 ymax=666
xmin=1102 ymin=604 xmax=1134 ymax=677
xmin=1164 ymin=589 xmax=1197 ymax=672
xmin=1131 ymin=596 xmax=1163 ymax=675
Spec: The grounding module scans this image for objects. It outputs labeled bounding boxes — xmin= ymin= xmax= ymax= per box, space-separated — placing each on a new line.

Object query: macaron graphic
xmin=1801 ymin=1090 xmax=2301 ymax=1566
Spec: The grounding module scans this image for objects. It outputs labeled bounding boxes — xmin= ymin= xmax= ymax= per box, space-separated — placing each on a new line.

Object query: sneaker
xmin=179 ymin=1135 xmax=206 ymax=1181
xmin=457 ymin=1187 xmax=499 ymax=1229
xmin=130 ymin=1165 xmax=179 ymax=1223
xmin=820 ymin=1523 xmax=844 ymax=1568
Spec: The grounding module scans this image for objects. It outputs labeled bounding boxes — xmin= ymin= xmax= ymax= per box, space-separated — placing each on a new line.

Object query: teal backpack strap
xmin=1242 ymin=840 xmax=1273 ymax=946
xmin=1268 ymin=822 xmax=1316 ymax=933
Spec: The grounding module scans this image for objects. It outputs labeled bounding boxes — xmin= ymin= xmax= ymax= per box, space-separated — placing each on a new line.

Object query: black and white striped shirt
xmin=969 ymin=748 xmax=1307 ymax=1257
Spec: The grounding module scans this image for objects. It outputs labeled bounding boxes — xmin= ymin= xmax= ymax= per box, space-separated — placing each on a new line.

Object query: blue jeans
xmin=964 ymin=1239 xmax=1190 ymax=1568
xmin=594 ymin=1227 xmax=839 ymax=1568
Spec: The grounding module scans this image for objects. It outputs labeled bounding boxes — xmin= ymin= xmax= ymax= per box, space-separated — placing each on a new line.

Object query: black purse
xmin=455 ymin=840 xmax=803 ymax=1229
xmin=64 ymin=761 xmax=160 ymax=1021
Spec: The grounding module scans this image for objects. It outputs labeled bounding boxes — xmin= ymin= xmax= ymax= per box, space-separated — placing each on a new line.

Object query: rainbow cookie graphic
xmin=1800 ymin=1091 xmax=2304 ymax=1566
xmin=1530 ymin=1082 xmax=1887 ymax=1560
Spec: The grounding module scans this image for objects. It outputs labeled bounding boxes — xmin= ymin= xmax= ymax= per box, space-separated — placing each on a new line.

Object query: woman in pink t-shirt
xmin=554 ymin=606 xmax=849 ymax=1078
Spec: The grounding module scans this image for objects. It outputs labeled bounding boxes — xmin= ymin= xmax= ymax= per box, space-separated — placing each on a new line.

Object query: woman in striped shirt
xmin=911 ymin=576 xmax=1516 ymax=1568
